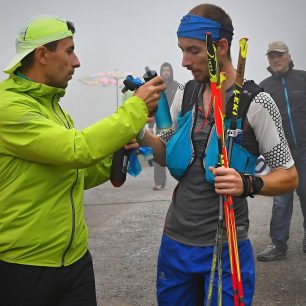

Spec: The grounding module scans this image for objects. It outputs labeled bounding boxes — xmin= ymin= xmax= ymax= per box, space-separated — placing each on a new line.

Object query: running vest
xmin=166 ymin=80 xmax=263 ymax=183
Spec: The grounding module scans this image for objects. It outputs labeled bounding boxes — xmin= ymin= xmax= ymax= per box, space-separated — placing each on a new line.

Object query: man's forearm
xmin=260 ymin=166 xmax=298 ymax=196
xmin=139 ymin=129 xmax=166 ymax=166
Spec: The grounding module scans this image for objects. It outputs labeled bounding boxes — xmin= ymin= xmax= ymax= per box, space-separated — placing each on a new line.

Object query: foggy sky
xmin=1 ymin=0 xmax=305 ymax=128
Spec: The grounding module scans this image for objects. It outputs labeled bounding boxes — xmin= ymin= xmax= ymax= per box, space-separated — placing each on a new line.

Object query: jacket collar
xmin=8 ymin=73 xmax=66 ymax=101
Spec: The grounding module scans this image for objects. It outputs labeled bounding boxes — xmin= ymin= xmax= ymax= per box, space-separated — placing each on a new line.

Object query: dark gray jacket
xmin=260 ymin=65 xmax=306 ymax=151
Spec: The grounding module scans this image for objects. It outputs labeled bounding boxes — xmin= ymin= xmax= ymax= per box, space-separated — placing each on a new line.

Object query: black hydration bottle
xmin=110 ymin=66 xmax=161 ymax=188
xmin=110 ymin=71 xmax=147 ymax=187
xmin=110 ymin=147 xmax=129 ymax=187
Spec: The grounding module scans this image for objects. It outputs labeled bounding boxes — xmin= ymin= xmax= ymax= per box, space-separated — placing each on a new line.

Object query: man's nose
xmin=73 ymin=54 xmax=81 ymax=68
xmin=182 ymin=54 xmax=191 ymax=67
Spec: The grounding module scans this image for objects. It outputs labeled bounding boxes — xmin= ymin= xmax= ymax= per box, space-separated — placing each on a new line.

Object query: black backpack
xmin=180 ymin=79 xmax=264 ymax=156
xmin=181 ymin=79 xmax=263 ymax=125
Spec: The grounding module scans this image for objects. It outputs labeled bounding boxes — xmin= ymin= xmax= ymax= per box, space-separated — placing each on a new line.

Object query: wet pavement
xmin=84 ymin=165 xmax=306 ymax=306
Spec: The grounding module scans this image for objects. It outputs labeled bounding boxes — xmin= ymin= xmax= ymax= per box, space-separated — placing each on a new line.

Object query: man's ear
xmin=34 ymin=46 xmax=48 ymax=65
xmin=217 ymin=38 xmax=229 ymax=57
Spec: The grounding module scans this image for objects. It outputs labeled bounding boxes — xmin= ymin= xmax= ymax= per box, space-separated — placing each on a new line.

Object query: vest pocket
xmin=166 ymin=111 xmax=193 ymax=180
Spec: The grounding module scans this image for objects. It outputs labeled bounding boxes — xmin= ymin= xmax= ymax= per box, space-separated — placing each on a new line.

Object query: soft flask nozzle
xmin=110 ymin=147 xmax=129 ymax=187
xmin=143 ymin=66 xmax=157 ymax=82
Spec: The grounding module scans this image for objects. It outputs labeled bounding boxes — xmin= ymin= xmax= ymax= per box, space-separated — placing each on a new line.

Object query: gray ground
xmin=84 ymin=165 xmax=306 ymax=306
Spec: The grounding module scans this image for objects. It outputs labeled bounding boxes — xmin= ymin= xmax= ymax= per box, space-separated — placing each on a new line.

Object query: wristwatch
xmin=251 ymin=176 xmax=264 ymax=196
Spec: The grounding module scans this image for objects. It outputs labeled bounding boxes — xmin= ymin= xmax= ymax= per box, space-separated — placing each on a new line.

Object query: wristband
xmin=238 ymin=173 xmax=253 ymax=198
xmin=238 ymin=173 xmax=264 ymax=198
xmin=136 ymin=128 xmax=146 ymax=142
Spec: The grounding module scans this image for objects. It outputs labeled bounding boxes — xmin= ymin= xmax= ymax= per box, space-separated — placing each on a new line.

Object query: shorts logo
xmin=159 ymin=271 xmax=167 ymax=280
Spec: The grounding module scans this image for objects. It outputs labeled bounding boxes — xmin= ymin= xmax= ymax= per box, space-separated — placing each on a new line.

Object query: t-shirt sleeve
xmin=247 ymin=91 xmax=294 ymax=169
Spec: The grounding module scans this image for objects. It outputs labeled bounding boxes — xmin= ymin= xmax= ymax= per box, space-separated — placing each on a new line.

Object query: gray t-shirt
xmin=161 ymin=83 xmax=293 ymax=246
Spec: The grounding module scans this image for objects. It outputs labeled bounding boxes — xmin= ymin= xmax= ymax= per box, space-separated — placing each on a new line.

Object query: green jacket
xmin=0 ymin=74 xmax=148 ymax=267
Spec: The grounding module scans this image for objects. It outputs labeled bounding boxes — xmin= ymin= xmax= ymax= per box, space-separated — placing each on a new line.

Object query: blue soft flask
xmin=143 ymin=66 xmax=173 ymax=131
xmin=155 ymin=91 xmax=172 ymax=130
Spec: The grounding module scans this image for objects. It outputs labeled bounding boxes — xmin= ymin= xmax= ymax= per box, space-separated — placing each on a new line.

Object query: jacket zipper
xmin=281 ymin=77 xmax=297 ymax=148
xmin=51 ymin=95 xmax=71 ymax=129
xmin=61 ymin=170 xmax=78 ymax=266
xmin=51 ymin=95 xmax=78 ymax=266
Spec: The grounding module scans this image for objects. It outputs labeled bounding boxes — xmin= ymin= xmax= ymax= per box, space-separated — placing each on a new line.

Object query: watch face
xmin=253 ymin=176 xmax=264 ymax=194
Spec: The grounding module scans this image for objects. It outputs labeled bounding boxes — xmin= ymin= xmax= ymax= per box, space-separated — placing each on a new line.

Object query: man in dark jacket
xmin=257 ymin=41 xmax=306 ymax=261
xmin=149 ymin=62 xmax=179 ymax=191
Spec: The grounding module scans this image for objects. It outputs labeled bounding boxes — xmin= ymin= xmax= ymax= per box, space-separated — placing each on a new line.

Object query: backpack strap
xmin=181 ymin=80 xmax=202 ymax=116
xmin=226 ymin=80 xmax=264 ymax=126
xmin=181 ymin=79 xmax=263 ymax=125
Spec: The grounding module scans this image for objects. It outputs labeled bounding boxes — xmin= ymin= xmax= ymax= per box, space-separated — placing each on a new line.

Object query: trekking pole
xmin=205 ymin=33 xmax=233 ymax=306
xmin=205 ymin=32 xmax=244 ymax=306
xmin=206 ymin=71 xmax=227 ymax=306
xmin=226 ymin=38 xmax=249 ymax=306
xmin=227 ymin=38 xmax=248 ymax=163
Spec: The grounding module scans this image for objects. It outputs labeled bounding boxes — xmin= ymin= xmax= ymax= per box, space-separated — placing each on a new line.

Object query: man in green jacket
xmin=0 ymin=15 xmax=164 ymax=306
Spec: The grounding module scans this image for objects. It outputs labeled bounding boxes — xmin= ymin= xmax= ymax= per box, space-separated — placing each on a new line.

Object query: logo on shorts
xmin=159 ymin=271 xmax=167 ymax=280
xmin=236 ymin=225 xmax=246 ymax=233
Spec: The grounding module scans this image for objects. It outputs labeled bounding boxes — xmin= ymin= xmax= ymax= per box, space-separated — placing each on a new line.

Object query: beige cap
xmin=266 ymin=41 xmax=289 ymax=55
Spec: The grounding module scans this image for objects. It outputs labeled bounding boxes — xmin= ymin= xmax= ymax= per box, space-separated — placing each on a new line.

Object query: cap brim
xmin=4 ymin=48 xmax=36 ymax=74
xmin=266 ymin=49 xmax=288 ymax=55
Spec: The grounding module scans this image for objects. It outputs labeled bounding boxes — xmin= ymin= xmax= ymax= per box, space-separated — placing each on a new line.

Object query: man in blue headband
xmin=138 ymin=3 xmax=297 ymax=305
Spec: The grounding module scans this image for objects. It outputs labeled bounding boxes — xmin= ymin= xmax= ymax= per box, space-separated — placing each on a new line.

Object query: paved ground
xmin=84 ymin=164 xmax=306 ymax=306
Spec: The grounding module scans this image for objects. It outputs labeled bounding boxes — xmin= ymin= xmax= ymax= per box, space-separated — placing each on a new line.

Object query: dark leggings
xmin=0 ymin=250 xmax=97 ymax=306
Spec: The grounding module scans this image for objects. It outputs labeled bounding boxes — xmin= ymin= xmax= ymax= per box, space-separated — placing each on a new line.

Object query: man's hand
xmin=124 ymin=139 xmax=139 ymax=151
xmin=134 ymin=76 xmax=166 ymax=117
xmin=209 ymin=166 xmax=244 ymax=197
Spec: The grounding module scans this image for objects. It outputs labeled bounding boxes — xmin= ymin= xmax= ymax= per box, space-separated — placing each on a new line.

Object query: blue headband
xmin=177 ymin=14 xmax=232 ymax=42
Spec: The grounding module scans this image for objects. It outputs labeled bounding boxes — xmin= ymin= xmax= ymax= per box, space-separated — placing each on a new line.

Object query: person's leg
xmin=257 ymin=193 xmax=293 ymax=261
xmin=154 ymin=164 xmax=166 ymax=189
xmin=270 ymin=193 xmax=294 ymax=252
xmin=153 ymin=127 xmax=166 ymax=190
xmin=257 ymin=192 xmax=293 ymax=261
xmin=0 ymin=260 xmax=60 ymax=306
xmin=204 ymin=240 xmax=255 ymax=306
xmin=295 ymin=149 xmax=306 ymax=252
xmin=156 ymin=236 xmax=200 ymax=306
xmin=156 ymin=236 xmax=254 ymax=306
xmin=238 ymin=240 xmax=255 ymax=306
xmin=58 ymin=251 xmax=97 ymax=306
xmin=0 ymin=251 xmax=96 ymax=306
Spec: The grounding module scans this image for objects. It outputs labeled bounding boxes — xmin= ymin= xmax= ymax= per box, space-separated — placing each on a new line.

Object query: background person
xmin=256 ymin=41 xmax=306 ymax=261
xmin=0 ymin=15 xmax=164 ymax=306
xmin=148 ymin=62 xmax=179 ymax=191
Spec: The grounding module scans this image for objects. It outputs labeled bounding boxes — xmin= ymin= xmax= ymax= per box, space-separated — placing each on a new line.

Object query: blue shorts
xmin=156 ymin=235 xmax=255 ymax=306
